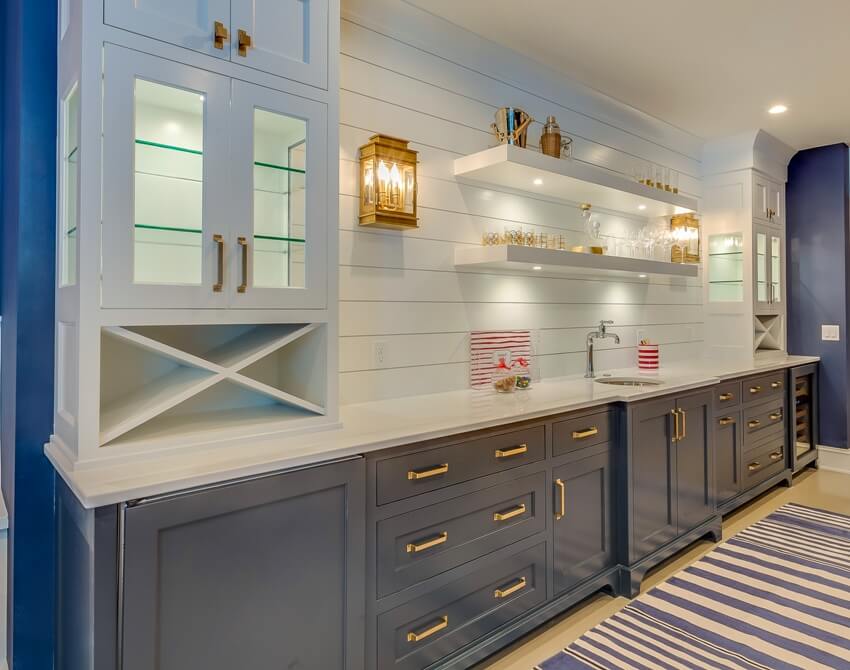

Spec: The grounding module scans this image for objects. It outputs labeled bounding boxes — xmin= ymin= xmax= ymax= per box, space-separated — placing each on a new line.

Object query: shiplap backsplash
xmin=338 ymin=1 xmax=704 ymax=404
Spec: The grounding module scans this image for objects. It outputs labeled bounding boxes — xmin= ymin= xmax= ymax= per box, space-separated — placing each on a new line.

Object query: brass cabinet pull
xmin=237 ymin=236 xmax=248 ymax=293
xmin=495 ymin=444 xmax=528 ymax=458
xmin=718 ymin=416 xmax=735 ymax=426
xmin=748 ymin=419 xmax=761 ymax=429
xmin=237 ymin=28 xmax=253 ymax=56
xmin=769 ymin=411 xmax=783 ymax=421
xmin=749 ymin=385 xmax=762 ymax=394
xmin=680 ymin=409 xmax=687 ymax=440
xmin=771 ymin=381 xmax=783 ymax=389
xmin=719 ymin=392 xmax=734 ymax=401
xmin=769 ymin=450 xmax=784 ymax=462
xmin=554 ymin=479 xmax=566 ymax=520
xmin=494 ymin=576 xmax=527 ymax=599
xmin=406 ymin=531 xmax=448 ymax=553
xmin=493 ymin=503 xmax=526 ymax=522
xmin=671 ymin=409 xmax=680 ymax=442
xmin=572 ymin=427 xmax=599 ymax=440
xmin=748 ymin=461 xmax=762 ymax=472
xmin=213 ymin=21 xmax=229 ymax=49
xmin=407 ymin=616 xmax=448 ymax=643
xmin=213 ymin=233 xmax=224 ymax=292
xmin=408 ymin=464 xmax=448 ymax=480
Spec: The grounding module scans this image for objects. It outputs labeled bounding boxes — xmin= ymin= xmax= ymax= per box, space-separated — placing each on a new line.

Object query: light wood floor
xmin=478 ymin=467 xmax=850 ymax=669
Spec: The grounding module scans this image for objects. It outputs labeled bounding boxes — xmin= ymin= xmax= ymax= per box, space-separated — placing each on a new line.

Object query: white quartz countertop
xmin=47 ymin=355 xmax=819 ymax=508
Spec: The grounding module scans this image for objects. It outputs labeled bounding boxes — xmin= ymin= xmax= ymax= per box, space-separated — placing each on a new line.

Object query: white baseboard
xmin=818 ymin=445 xmax=850 ymax=474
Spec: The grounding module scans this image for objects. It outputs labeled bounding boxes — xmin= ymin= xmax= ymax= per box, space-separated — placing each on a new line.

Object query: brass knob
xmin=237 ymin=29 xmax=253 ymax=57
xmin=213 ymin=21 xmax=229 ymax=50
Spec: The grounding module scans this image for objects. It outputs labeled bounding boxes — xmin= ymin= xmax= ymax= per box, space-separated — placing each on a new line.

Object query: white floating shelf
xmin=454 ymin=145 xmax=698 ymax=218
xmin=455 ymin=245 xmax=699 ymax=278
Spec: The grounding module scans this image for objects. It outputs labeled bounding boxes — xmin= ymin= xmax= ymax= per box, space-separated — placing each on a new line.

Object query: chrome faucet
xmin=585 ymin=320 xmax=620 ymax=378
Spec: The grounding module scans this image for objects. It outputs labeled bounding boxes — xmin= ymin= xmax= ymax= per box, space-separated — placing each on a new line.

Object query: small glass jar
xmin=493 ymin=368 xmax=517 ymax=393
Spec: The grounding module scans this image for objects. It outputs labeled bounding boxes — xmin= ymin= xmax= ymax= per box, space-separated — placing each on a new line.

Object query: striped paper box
xmin=637 ymin=343 xmax=660 ymax=370
xmin=470 ymin=330 xmax=532 ymax=389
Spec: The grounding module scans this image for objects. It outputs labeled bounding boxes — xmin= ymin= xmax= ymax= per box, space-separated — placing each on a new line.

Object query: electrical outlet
xmin=822 ymin=325 xmax=840 ymax=342
xmin=373 ymin=341 xmax=387 ymax=367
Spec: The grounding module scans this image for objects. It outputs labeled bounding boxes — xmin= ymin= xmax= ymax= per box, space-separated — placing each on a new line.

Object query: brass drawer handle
xmin=493 ymin=503 xmax=526 ymax=522
xmin=407 ymin=616 xmax=448 ymax=643
xmin=213 ymin=233 xmax=224 ymax=292
xmin=770 ymin=450 xmax=784 ymax=462
xmin=237 ymin=28 xmax=253 ymax=57
xmin=237 ymin=236 xmax=249 ymax=293
xmin=680 ymin=408 xmax=687 ymax=440
xmin=213 ymin=20 xmax=229 ymax=49
xmin=494 ymin=576 xmax=527 ymax=599
xmin=749 ymin=385 xmax=762 ymax=394
xmin=408 ymin=464 xmax=448 ymax=481
xmin=748 ymin=419 xmax=761 ymax=429
xmin=748 ymin=461 xmax=763 ymax=472
xmin=554 ymin=479 xmax=566 ymax=520
xmin=719 ymin=392 xmax=734 ymax=401
xmin=572 ymin=427 xmax=599 ymax=440
xmin=495 ymin=444 xmax=528 ymax=458
xmin=771 ymin=381 xmax=783 ymax=389
xmin=769 ymin=411 xmax=783 ymax=421
xmin=671 ymin=409 xmax=680 ymax=443
xmin=406 ymin=531 xmax=448 ymax=554
xmin=718 ymin=416 xmax=735 ymax=426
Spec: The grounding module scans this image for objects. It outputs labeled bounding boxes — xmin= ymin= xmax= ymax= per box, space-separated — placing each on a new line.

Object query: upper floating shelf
xmin=455 ymin=245 xmax=699 ymax=279
xmin=454 ymin=145 xmax=698 ymax=218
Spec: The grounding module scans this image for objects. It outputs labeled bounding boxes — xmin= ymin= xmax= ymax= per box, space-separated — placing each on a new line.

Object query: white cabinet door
xmin=105 ymin=0 xmax=232 ymax=59
xmin=228 ymin=80 xmax=328 ymax=309
xmin=102 ymin=45 xmax=232 ymax=309
xmin=752 ymin=174 xmax=770 ymax=222
xmin=230 ymin=0 xmax=329 ymax=89
xmin=768 ymin=231 xmax=783 ymax=313
xmin=752 ymin=225 xmax=771 ymax=313
xmin=768 ymin=180 xmax=785 ymax=227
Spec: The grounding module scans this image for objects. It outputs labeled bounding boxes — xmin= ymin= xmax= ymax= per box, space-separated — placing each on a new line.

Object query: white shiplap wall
xmin=338 ymin=0 xmax=704 ymax=404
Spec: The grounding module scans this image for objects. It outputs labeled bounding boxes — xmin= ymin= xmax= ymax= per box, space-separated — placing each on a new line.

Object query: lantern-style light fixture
xmin=359 ymin=134 xmax=418 ymax=229
xmin=670 ymin=213 xmax=700 ymax=264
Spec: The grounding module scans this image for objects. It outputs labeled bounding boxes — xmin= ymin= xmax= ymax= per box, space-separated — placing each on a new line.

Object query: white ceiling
xmin=405 ymin=0 xmax=850 ymax=150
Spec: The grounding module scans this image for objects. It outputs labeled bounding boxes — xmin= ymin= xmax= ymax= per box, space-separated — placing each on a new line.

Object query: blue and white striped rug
xmin=537 ymin=503 xmax=850 ymax=670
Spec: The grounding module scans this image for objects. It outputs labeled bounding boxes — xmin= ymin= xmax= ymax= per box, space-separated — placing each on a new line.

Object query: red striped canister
xmin=637 ymin=344 xmax=660 ymax=370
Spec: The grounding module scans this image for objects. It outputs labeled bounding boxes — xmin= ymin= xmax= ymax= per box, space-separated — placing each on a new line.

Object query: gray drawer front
xmin=552 ymin=410 xmax=615 ymax=457
xmin=376 ymin=542 xmax=546 ymax=670
xmin=743 ymin=401 xmax=785 ymax=450
xmin=743 ymin=438 xmax=786 ymax=488
xmin=376 ymin=472 xmax=546 ymax=598
xmin=743 ymin=371 xmax=786 ymax=406
xmin=713 ymin=381 xmax=742 ymax=413
xmin=376 ymin=426 xmax=545 ymax=505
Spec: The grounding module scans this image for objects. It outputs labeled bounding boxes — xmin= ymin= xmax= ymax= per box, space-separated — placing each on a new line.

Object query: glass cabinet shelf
xmin=708 ymin=233 xmax=744 ymax=302
xmin=135 ymin=139 xmax=307 ymax=175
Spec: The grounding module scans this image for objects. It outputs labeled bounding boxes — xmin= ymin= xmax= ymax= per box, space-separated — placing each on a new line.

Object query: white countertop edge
xmin=49 ymin=355 xmax=819 ymax=509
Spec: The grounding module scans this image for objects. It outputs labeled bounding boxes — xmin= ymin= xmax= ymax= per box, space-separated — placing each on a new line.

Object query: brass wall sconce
xmin=670 ymin=213 xmax=700 ymax=263
xmin=359 ymin=134 xmax=418 ymax=230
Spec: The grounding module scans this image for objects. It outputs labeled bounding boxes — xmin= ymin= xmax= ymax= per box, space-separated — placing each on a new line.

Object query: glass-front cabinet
xmin=790 ymin=364 xmax=819 ymax=472
xmin=60 ymin=82 xmax=80 ymax=287
xmin=707 ymin=233 xmax=744 ymax=303
xmin=102 ymin=45 xmax=326 ymax=310
xmin=753 ymin=224 xmax=782 ymax=314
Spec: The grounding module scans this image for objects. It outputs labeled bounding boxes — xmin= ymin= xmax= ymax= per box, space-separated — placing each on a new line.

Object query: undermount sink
xmin=594 ymin=377 xmax=664 ymax=387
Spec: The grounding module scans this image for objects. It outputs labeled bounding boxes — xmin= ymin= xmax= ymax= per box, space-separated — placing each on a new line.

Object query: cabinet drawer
xmin=376 ymin=426 xmax=545 ymax=505
xmin=376 ymin=543 xmax=546 ymax=670
xmin=376 ymin=472 xmax=546 ymax=598
xmin=553 ymin=410 xmax=615 ymax=457
xmin=743 ymin=401 xmax=785 ymax=450
xmin=713 ymin=381 xmax=742 ymax=412
xmin=743 ymin=371 xmax=786 ymax=405
xmin=743 ymin=439 xmax=786 ymax=489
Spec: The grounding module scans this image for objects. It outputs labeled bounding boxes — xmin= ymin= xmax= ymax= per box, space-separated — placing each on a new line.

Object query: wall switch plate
xmin=822 ymin=325 xmax=840 ymax=341
xmin=373 ymin=341 xmax=387 ymax=367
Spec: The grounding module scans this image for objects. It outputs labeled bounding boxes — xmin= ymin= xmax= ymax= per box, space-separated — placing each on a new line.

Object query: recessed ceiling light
xmin=638 ymin=274 xmax=647 ymax=278
xmin=532 ymin=265 xmax=543 ymax=270
xmin=533 ymin=178 xmax=543 ymax=185
xmin=638 ymin=204 xmax=647 ymax=211
xmin=768 ymin=104 xmax=788 ymax=115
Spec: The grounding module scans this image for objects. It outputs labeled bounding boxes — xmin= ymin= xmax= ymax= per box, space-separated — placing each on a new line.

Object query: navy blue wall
xmin=786 ymin=143 xmax=850 ymax=449
xmin=1 ymin=0 xmax=58 ymax=666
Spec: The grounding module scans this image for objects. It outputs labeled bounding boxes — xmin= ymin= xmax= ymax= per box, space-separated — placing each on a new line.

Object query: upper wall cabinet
xmin=753 ymin=173 xmax=784 ymax=226
xmin=102 ymin=45 xmax=327 ymax=310
xmin=105 ymin=0 xmax=329 ymax=89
